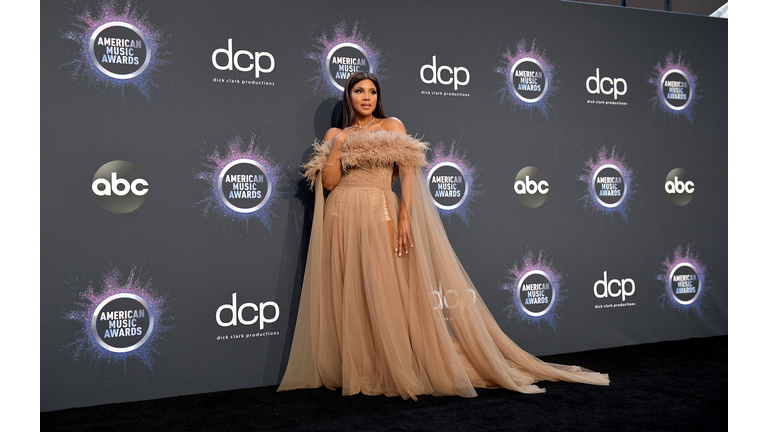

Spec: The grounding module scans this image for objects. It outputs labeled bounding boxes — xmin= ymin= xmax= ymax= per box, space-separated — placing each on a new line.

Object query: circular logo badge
xmin=427 ymin=162 xmax=468 ymax=210
xmin=517 ymin=270 xmax=554 ymax=317
xmin=665 ymin=168 xmax=695 ymax=206
xmin=514 ymin=166 xmax=549 ymax=208
xmin=325 ymin=43 xmax=372 ymax=91
xmin=660 ymin=69 xmax=691 ymax=111
xmin=89 ymin=22 xmax=151 ymax=79
xmin=669 ymin=263 xmax=701 ymax=305
xmin=92 ymin=161 xmax=149 ymax=214
xmin=592 ymin=164 xmax=626 ymax=208
xmin=510 ymin=58 xmax=547 ymax=103
xmin=91 ymin=293 xmax=154 ymax=353
xmin=218 ymin=159 xmax=272 ymax=213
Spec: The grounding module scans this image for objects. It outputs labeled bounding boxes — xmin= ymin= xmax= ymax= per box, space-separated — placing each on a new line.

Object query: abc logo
xmin=586 ymin=68 xmax=627 ymax=100
xmin=92 ymin=161 xmax=149 ymax=214
xmin=212 ymin=38 xmax=275 ymax=78
xmin=420 ymin=56 xmax=470 ymax=91
xmin=665 ymin=168 xmax=694 ymax=206
xmin=514 ymin=166 xmax=549 ymax=208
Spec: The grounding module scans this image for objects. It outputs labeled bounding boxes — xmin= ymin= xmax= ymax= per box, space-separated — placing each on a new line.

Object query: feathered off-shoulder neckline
xmin=301 ymin=130 xmax=429 ymax=190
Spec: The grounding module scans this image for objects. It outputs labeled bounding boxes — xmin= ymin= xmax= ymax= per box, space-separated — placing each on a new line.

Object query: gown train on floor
xmin=278 ymin=130 xmax=609 ymax=399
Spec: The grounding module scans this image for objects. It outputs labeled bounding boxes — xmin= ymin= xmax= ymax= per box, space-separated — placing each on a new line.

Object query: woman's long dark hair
xmin=337 ymin=71 xmax=387 ymax=128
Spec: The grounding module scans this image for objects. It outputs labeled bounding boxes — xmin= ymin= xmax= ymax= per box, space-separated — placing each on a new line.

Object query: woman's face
xmin=349 ymin=79 xmax=377 ymax=118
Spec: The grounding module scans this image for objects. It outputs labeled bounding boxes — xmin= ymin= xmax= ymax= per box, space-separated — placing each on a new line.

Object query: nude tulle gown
xmin=278 ymin=130 xmax=609 ymax=399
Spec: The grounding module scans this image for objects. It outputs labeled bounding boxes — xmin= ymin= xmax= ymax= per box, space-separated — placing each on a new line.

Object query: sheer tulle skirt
xmin=278 ymin=165 xmax=608 ymax=399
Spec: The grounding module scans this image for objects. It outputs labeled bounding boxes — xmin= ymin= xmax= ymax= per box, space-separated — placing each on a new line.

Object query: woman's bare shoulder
xmin=379 ymin=117 xmax=407 ymax=134
xmin=323 ymin=127 xmax=343 ymax=142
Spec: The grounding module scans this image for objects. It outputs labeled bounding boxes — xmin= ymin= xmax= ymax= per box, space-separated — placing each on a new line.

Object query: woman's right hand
xmin=321 ymin=127 xmax=345 ymax=191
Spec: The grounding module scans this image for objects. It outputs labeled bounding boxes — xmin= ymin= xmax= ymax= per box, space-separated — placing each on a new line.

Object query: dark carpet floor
xmin=41 ymin=335 xmax=727 ymax=431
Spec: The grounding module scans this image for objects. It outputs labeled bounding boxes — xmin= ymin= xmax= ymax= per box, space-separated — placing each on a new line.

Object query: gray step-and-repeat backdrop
xmin=40 ymin=0 xmax=727 ymax=411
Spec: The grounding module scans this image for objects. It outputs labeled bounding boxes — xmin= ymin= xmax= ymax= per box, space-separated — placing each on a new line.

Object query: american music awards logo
xmin=195 ymin=134 xmax=285 ymax=231
xmin=656 ymin=245 xmax=708 ymax=316
xmin=62 ymin=0 xmax=169 ymax=100
xmin=578 ymin=146 xmax=636 ymax=222
xmin=501 ymin=250 xmax=564 ymax=330
xmin=424 ymin=141 xmax=479 ymax=225
xmin=495 ymin=38 xmax=558 ymax=118
xmin=65 ymin=266 xmax=173 ymax=371
xmin=307 ymin=22 xmax=384 ymax=96
xmin=648 ymin=52 xmax=699 ymax=124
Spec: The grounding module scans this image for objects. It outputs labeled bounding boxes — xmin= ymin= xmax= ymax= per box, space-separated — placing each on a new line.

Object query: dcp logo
xmin=593 ymin=271 xmax=635 ymax=302
xmin=216 ymin=293 xmax=280 ymax=330
xmin=212 ymin=39 xmax=275 ymax=78
xmin=92 ymin=161 xmax=149 ymax=214
xmin=586 ymin=68 xmax=627 ymax=100
xmin=514 ymin=166 xmax=549 ymax=208
xmin=420 ymin=56 xmax=470 ymax=91
xmin=665 ymin=168 xmax=694 ymax=206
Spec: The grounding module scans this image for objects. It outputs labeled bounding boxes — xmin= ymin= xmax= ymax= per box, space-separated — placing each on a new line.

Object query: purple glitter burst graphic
xmin=62 ymin=0 xmax=168 ymax=100
xmin=65 ymin=266 xmax=172 ymax=371
xmin=648 ymin=52 xmax=700 ymax=124
xmin=501 ymin=250 xmax=564 ymax=330
xmin=578 ymin=146 xmax=636 ymax=222
xmin=196 ymin=134 xmax=285 ymax=231
xmin=495 ymin=38 xmax=558 ymax=118
xmin=423 ymin=141 xmax=479 ymax=225
xmin=656 ymin=245 xmax=708 ymax=316
xmin=306 ymin=22 xmax=384 ymax=96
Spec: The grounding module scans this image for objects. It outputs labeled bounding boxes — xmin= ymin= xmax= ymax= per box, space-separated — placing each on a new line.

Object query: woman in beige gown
xmin=278 ymin=72 xmax=609 ymax=399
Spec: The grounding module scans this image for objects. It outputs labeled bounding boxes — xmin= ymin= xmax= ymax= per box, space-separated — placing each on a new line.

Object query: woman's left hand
xmin=395 ymin=216 xmax=414 ymax=257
